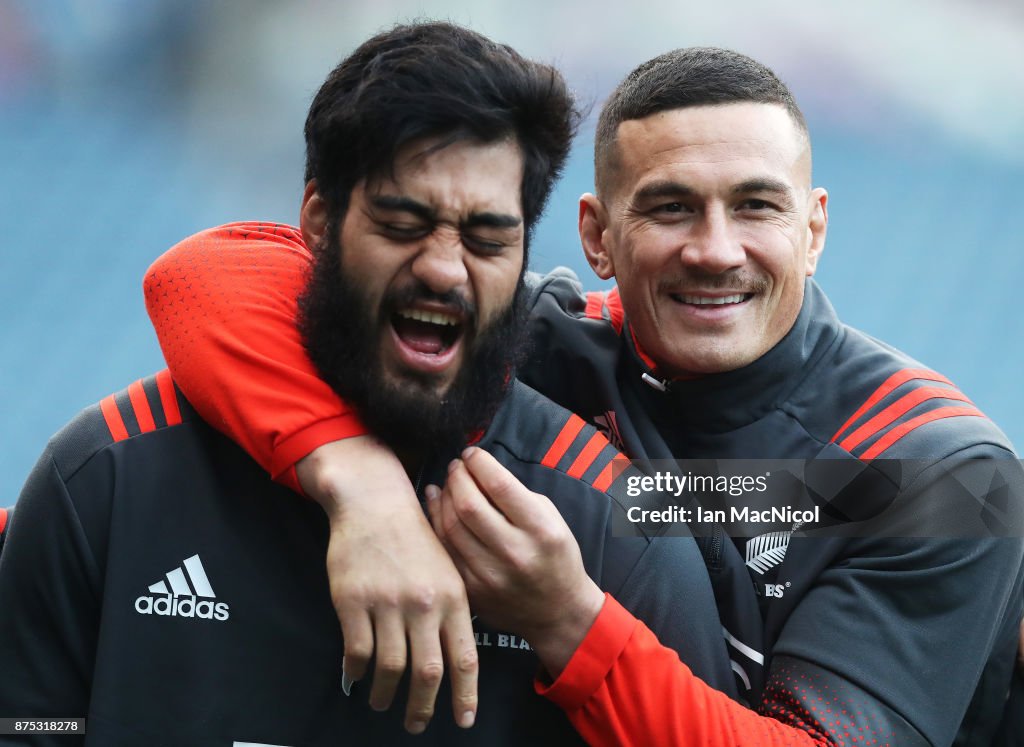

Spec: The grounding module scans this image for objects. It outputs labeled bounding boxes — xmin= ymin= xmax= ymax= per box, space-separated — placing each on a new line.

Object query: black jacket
xmin=520 ymin=271 xmax=1024 ymax=746
xmin=0 ymin=374 xmax=737 ymax=746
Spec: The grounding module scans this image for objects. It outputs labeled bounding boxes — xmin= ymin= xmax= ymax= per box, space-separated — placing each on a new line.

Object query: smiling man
xmin=139 ymin=45 xmax=1024 ymax=745
xmin=0 ymin=25 xmax=750 ymax=745
xmin=583 ymin=102 xmax=824 ymax=377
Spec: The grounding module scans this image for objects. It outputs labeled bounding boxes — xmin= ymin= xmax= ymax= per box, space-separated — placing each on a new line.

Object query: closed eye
xmin=382 ymin=223 xmax=430 ymax=240
xmin=462 ymin=233 xmax=509 ymax=255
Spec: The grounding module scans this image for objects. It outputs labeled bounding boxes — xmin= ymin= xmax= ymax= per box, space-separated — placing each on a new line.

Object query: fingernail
xmin=461 ymin=446 xmax=477 ymax=460
xmin=408 ymin=720 xmax=427 ymax=735
xmin=448 ymin=459 xmax=460 ymax=474
xmin=459 ymin=710 xmax=476 ymax=728
xmin=425 ymin=484 xmax=440 ymax=501
xmin=341 ymin=656 xmax=353 ymax=696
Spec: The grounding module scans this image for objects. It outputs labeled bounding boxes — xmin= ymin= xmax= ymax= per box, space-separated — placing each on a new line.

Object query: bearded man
xmin=0 ymin=23 xmax=745 ymax=745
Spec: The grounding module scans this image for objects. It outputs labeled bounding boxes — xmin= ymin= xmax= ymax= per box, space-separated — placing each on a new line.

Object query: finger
xmin=442 ymin=610 xmax=479 ymax=729
xmin=446 ymin=458 xmax=515 ymax=548
xmin=425 ymin=483 xmax=451 ymax=559
xmin=337 ymin=603 xmax=373 ymax=694
xmin=368 ymin=611 xmax=407 ymax=712
xmin=427 ymin=484 xmax=485 ymax=587
xmin=460 ymin=446 xmax=545 ymax=528
xmin=439 ymin=475 xmax=498 ymax=563
xmin=404 ymin=623 xmax=445 ymax=735
xmin=425 ymin=484 xmax=444 ymax=538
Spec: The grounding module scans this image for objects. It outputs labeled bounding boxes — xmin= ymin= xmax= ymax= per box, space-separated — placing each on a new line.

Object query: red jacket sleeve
xmin=143 ymin=222 xmax=368 ymax=492
xmin=537 ymin=595 xmax=834 ymax=747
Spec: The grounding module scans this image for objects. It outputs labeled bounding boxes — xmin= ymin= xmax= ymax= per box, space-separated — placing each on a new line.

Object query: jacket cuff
xmin=535 ymin=593 xmax=637 ymax=711
xmin=269 ymin=414 xmax=370 ymax=493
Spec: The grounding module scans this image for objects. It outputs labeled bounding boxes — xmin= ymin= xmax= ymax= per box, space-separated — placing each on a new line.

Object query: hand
xmin=297 ymin=437 xmax=478 ymax=734
xmin=425 ymin=446 xmax=605 ymax=678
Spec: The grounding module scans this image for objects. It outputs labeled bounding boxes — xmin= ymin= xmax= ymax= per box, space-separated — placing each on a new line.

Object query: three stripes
xmin=100 ymin=369 xmax=182 ymax=442
xmin=830 ymin=368 xmax=984 ymax=460
xmin=148 ymin=554 xmax=217 ymax=598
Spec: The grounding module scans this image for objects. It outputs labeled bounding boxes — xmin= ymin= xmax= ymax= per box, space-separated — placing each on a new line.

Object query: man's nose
xmin=411 ymin=228 xmax=469 ymax=294
xmin=679 ymin=207 xmax=745 ymax=273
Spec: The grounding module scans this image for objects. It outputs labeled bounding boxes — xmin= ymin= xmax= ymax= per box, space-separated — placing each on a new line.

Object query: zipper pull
xmin=641 ymin=372 xmax=668 ymax=392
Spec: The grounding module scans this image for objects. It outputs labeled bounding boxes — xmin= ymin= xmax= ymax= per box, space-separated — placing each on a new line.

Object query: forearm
xmin=540 ymin=598 xmax=835 ymax=747
xmin=144 ymin=223 xmax=368 ymax=491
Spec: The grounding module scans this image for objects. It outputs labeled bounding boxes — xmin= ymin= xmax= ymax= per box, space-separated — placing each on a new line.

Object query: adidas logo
xmin=134 ymin=554 xmax=230 ymax=621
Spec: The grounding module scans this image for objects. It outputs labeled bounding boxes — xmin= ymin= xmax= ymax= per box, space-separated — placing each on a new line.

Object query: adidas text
xmin=135 ymin=594 xmax=230 ymax=620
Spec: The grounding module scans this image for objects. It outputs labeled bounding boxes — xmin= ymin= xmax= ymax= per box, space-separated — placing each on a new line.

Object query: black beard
xmin=299 ymin=231 xmax=526 ymax=460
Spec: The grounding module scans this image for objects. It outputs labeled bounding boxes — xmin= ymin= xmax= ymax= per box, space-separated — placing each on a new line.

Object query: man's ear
xmin=805 ymin=187 xmax=828 ymax=276
xmin=579 ymin=193 xmax=616 ymax=280
xmin=300 ymin=180 xmax=328 ymax=250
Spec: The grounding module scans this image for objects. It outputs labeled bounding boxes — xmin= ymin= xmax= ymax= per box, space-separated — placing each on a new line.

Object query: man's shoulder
xmin=525 ymin=268 xmax=625 ymax=332
xmin=794 ymin=322 xmax=1016 ymax=460
xmin=45 ymin=370 xmax=202 ymax=485
xmin=482 ymin=381 xmax=671 ymax=596
xmin=482 ymin=380 xmax=626 ymax=494
xmin=520 ymin=270 xmax=627 ymax=412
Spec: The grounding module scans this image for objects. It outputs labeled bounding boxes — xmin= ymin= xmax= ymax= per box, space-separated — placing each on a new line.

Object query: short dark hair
xmin=595 ymin=47 xmax=807 ymax=195
xmin=304 ymin=22 xmax=580 ymax=249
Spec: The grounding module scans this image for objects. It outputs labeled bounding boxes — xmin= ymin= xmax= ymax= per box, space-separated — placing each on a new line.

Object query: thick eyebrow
xmin=368 ymin=195 xmax=436 ymax=222
xmin=731 ymin=177 xmax=793 ymax=197
xmin=370 ymin=194 xmax=521 ymax=230
xmin=633 ymin=180 xmax=695 ymax=203
xmin=633 ymin=177 xmax=796 ymax=203
xmin=462 ymin=212 xmax=522 ymax=230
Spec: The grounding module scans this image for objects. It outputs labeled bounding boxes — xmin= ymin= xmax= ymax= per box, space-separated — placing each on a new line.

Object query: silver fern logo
xmin=744 ymin=530 xmax=792 ymax=574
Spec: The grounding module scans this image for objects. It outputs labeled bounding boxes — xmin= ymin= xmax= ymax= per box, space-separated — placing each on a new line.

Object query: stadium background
xmin=2 ymin=0 xmax=1022 ymax=504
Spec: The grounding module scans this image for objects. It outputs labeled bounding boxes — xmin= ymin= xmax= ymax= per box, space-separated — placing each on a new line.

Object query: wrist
xmin=528 ymin=581 xmax=605 ymax=678
xmin=295 ymin=436 xmax=417 ymax=521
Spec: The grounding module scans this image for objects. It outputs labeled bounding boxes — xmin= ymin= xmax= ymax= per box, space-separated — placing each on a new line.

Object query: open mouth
xmin=392 ymin=308 xmax=462 ymax=353
xmin=389 ymin=307 xmax=465 ymax=374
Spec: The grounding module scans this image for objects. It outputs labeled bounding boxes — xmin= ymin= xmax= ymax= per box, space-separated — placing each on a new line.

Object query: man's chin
xmin=380 ymin=363 xmax=456 ymax=398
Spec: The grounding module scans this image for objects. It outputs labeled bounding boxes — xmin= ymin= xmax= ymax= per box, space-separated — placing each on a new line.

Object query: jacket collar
xmin=625 ymin=279 xmax=842 ymax=431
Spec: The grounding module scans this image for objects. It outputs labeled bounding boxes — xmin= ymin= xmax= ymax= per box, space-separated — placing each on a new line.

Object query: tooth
xmin=680 ymin=294 xmax=747 ymax=305
xmin=399 ymin=309 xmax=459 ymax=325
